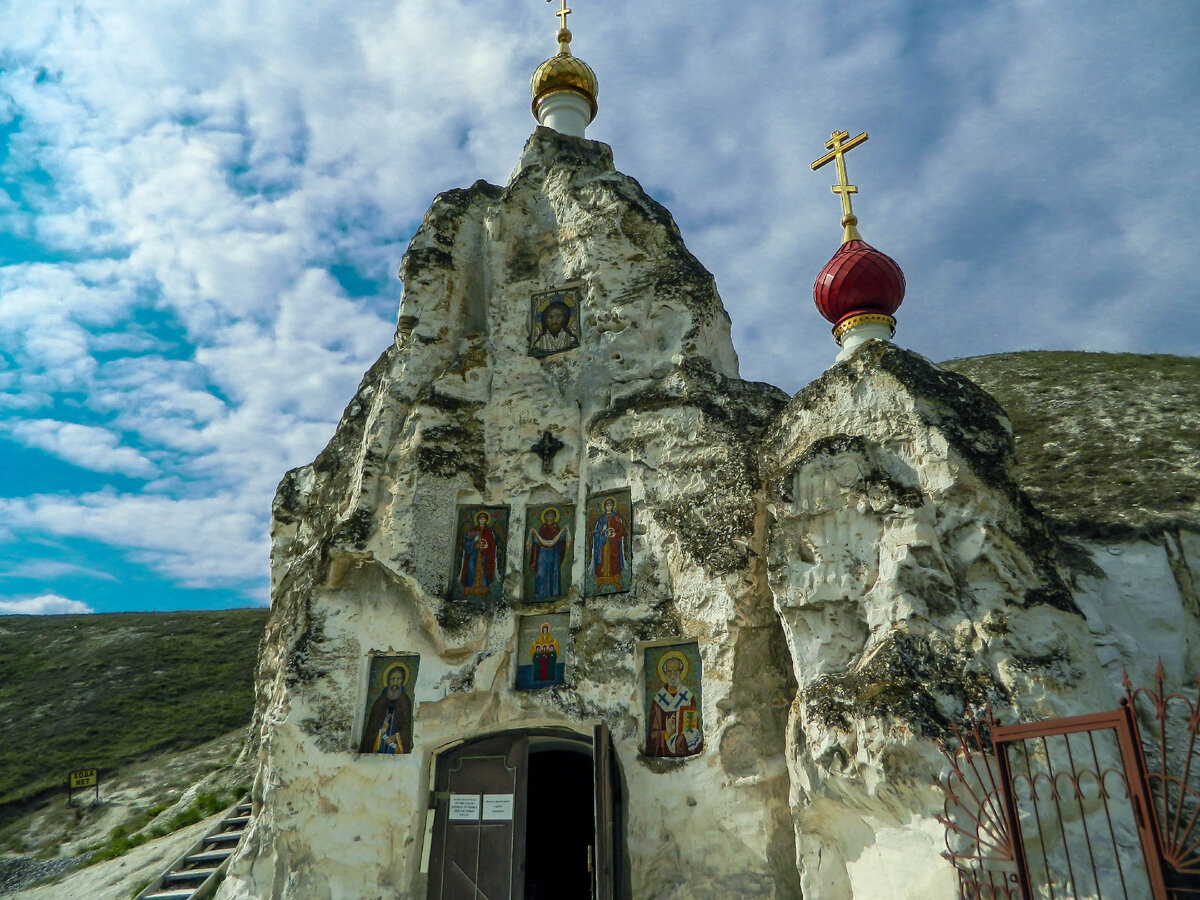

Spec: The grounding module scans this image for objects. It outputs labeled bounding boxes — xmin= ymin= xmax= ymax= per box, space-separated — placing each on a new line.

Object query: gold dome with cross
xmin=531 ymin=0 xmax=598 ymax=123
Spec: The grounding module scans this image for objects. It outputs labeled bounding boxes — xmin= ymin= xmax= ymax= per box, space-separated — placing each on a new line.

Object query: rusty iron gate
xmin=938 ymin=667 xmax=1200 ymax=900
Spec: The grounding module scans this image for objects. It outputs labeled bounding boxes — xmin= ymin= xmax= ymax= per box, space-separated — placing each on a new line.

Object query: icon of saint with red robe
xmin=590 ymin=496 xmax=629 ymax=592
xmin=530 ymin=623 xmax=560 ymax=683
xmin=647 ymin=650 xmax=703 ymax=758
xmin=460 ymin=511 xmax=498 ymax=597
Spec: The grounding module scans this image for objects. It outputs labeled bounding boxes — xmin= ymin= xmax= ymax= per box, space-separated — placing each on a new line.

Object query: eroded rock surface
xmin=945 ymin=351 xmax=1200 ymax=695
xmin=223 ymin=128 xmax=1200 ymax=900
xmin=224 ymin=129 xmax=797 ymax=900
xmin=759 ymin=343 xmax=1189 ymax=899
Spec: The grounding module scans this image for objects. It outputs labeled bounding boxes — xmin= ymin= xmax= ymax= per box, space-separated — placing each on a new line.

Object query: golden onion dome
xmin=530 ymin=28 xmax=598 ymax=122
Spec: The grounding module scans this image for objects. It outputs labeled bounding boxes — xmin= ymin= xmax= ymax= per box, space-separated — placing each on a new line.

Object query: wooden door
xmin=592 ymin=722 xmax=623 ymax=900
xmin=427 ymin=734 xmax=529 ymax=900
xmin=427 ymin=727 xmax=624 ymax=900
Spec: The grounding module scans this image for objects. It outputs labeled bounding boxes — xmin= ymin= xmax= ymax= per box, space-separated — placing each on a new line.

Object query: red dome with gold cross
xmin=809 ymin=130 xmax=906 ymax=346
xmin=813 ymin=239 xmax=905 ymax=341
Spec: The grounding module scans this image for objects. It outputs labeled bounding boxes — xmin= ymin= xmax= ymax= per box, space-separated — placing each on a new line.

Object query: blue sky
xmin=1 ymin=0 xmax=1197 ymax=614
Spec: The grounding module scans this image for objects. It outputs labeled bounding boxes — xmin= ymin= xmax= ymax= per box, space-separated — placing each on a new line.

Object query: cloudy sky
xmin=1 ymin=0 xmax=1196 ymax=615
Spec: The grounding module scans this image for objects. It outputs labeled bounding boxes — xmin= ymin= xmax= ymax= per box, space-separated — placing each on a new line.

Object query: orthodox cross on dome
xmin=549 ymin=0 xmax=571 ymax=31
xmin=548 ymin=0 xmax=573 ymax=51
xmin=530 ymin=429 xmax=565 ymax=474
xmin=811 ymin=130 xmax=869 ymax=243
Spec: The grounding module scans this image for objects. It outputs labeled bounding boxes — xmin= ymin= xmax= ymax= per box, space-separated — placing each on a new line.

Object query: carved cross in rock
xmin=530 ymin=430 xmax=565 ymax=474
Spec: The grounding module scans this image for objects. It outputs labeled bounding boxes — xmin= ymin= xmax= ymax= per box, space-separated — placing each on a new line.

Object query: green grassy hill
xmin=0 ymin=609 xmax=269 ymax=826
xmin=943 ymin=352 xmax=1200 ymax=537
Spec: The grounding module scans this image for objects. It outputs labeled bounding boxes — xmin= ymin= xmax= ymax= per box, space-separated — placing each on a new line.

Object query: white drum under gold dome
xmin=530 ymin=3 xmax=598 ymax=137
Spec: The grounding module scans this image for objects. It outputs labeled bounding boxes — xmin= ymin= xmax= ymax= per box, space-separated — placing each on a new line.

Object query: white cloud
xmin=0 ymin=490 xmax=267 ymax=587
xmin=5 ymin=419 xmax=157 ymax=477
xmin=0 ymin=593 xmax=95 ymax=615
xmin=0 ymin=560 xmax=119 ymax=581
xmin=0 ymin=0 xmax=1196 ymax=607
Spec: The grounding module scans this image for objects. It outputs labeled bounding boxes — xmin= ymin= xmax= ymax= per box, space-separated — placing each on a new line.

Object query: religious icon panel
xmin=643 ymin=642 xmax=704 ymax=759
xmin=528 ymin=287 xmax=582 ymax=358
xmin=523 ymin=502 xmax=574 ymax=603
xmin=359 ymin=653 xmax=419 ymax=755
xmin=450 ymin=505 xmax=509 ymax=604
xmin=515 ymin=613 xmax=569 ymax=690
xmin=584 ymin=488 xmax=633 ymax=596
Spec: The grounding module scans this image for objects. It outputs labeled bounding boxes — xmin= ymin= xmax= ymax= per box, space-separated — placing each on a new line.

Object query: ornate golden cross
xmin=548 ymin=0 xmax=571 ymax=31
xmin=811 ymin=131 xmax=869 ymax=230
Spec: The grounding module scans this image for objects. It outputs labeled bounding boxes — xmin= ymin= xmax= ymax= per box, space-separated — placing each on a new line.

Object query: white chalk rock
xmin=219 ymin=130 xmax=1200 ymax=900
xmin=221 ymin=129 xmax=798 ymax=900
xmin=761 ymin=342 xmax=1117 ymax=899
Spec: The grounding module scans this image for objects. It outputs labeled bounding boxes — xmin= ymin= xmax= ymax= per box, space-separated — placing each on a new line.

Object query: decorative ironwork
xmin=937 ymin=666 xmax=1200 ymax=900
xmin=936 ymin=711 xmax=1023 ymax=900
xmin=1125 ymin=663 xmax=1200 ymax=897
xmin=994 ymin=708 xmax=1160 ymax=900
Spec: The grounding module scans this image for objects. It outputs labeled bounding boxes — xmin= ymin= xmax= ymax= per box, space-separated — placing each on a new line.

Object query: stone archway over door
xmin=426 ymin=723 xmax=622 ymax=900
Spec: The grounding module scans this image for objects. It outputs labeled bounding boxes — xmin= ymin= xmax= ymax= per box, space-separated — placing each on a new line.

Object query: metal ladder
xmin=134 ymin=800 xmax=252 ymax=900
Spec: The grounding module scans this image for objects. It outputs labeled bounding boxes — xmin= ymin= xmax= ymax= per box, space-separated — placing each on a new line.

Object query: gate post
xmin=1117 ymin=696 xmax=1170 ymax=900
xmin=991 ymin=732 xmax=1032 ymax=900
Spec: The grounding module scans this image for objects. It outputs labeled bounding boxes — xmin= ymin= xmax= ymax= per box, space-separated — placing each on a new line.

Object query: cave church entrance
xmin=426 ymin=723 xmax=622 ymax=900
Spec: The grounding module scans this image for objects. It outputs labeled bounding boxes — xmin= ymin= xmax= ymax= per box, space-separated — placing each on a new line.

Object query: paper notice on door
xmin=448 ymin=794 xmax=481 ymax=821
xmin=482 ymin=793 xmax=514 ymax=821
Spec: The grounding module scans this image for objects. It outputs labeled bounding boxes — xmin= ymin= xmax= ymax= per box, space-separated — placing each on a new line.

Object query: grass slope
xmin=0 ymin=609 xmax=268 ymax=824
xmin=943 ymin=351 xmax=1200 ymax=537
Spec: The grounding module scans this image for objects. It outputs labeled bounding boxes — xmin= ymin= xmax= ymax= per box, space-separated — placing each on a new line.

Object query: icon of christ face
xmin=529 ymin=293 xmax=580 ymax=357
xmin=544 ymin=303 xmax=567 ymax=334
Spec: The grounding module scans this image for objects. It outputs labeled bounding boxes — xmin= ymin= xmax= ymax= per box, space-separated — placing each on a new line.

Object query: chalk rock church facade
xmin=217 ymin=13 xmax=1200 ymax=900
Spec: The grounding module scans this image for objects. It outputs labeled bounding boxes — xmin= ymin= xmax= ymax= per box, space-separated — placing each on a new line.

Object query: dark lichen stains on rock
xmin=590 ymin=357 xmax=787 ymax=441
xmin=1019 ymin=585 xmax=1077 ymax=613
xmin=282 ymin=600 xmax=330 ymax=689
xmin=428 ymin=180 xmax=503 ymax=228
xmin=506 ymin=238 xmax=541 ymax=281
xmin=273 ymin=466 xmax=307 ymax=526
xmin=332 ymin=508 xmax=374 ymax=551
xmin=413 ymin=389 xmax=487 ymax=492
xmin=802 ymin=632 xmax=1000 ymax=739
xmin=401 ymin=247 xmax=454 ymax=281
xmin=793 ymin=433 xmax=870 ymax=468
xmin=651 ymin=481 xmax=758 ymax=576
xmin=435 ymin=594 xmax=506 ymax=631
xmin=399 ymin=180 xmax=504 ymax=284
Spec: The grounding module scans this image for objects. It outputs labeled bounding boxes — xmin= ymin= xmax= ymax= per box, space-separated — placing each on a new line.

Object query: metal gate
xmin=938 ymin=667 xmax=1200 ymax=900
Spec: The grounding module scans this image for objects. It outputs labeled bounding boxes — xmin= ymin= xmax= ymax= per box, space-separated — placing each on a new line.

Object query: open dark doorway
xmin=524 ymin=749 xmax=595 ymax=900
xmin=426 ymin=726 xmax=621 ymax=900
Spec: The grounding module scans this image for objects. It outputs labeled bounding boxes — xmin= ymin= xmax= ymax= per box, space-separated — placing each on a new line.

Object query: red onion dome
xmin=813 ymin=240 xmax=906 ymax=339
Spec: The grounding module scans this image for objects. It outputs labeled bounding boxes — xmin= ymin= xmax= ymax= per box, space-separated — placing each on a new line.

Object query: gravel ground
xmin=0 ymin=857 xmax=83 ymax=895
